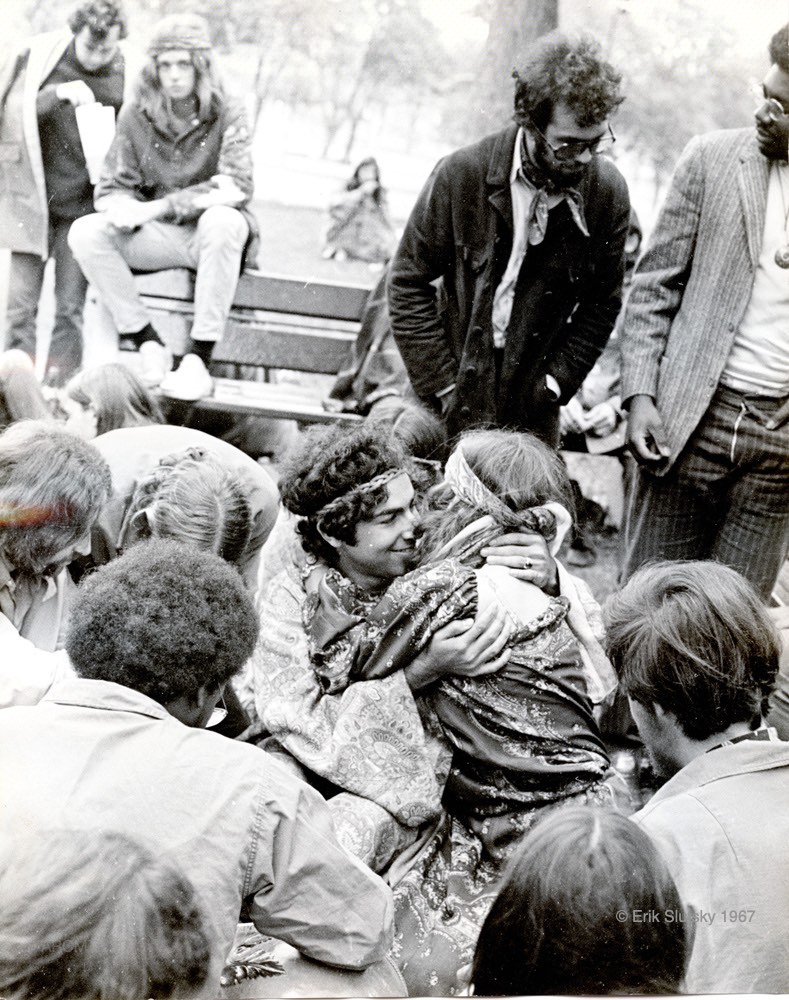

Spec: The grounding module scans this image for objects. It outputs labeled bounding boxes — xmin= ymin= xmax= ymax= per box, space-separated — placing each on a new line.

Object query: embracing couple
xmin=247 ymin=421 xmax=625 ymax=994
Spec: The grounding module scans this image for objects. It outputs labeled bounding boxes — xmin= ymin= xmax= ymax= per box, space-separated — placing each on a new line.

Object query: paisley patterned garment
xmin=306 ymin=554 xmax=617 ymax=994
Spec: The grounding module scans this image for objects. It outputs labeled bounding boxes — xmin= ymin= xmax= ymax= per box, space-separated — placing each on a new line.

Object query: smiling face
xmin=156 ymin=49 xmax=197 ymax=101
xmin=333 ymin=472 xmax=419 ymax=591
xmin=755 ymin=64 xmax=789 ymax=161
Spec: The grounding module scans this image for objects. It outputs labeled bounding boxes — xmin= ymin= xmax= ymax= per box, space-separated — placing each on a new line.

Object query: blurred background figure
xmin=61 ymin=362 xmax=165 ymax=439
xmin=0 ymin=828 xmax=213 ymax=1000
xmin=470 ymin=805 xmax=689 ymax=996
xmin=322 ymin=157 xmax=397 ymax=265
xmin=0 ymin=0 xmax=127 ymax=387
xmin=0 ymin=350 xmax=50 ymax=430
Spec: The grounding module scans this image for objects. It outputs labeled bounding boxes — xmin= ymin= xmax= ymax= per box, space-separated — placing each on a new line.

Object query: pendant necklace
xmin=775 ymin=163 xmax=789 ymax=269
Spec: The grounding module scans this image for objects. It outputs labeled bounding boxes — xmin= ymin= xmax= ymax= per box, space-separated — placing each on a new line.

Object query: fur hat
xmin=147 ymin=13 xmax=211 ymax=56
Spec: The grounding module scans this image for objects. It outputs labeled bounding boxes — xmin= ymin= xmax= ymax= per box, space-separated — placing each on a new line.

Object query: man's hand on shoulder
xmin=481 ymin=531 xmax=559 ymax=594
xmin=626 ymin=394 xmax=670 ymax=464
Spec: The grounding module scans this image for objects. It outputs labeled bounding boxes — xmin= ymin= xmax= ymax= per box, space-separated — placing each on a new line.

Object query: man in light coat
xmin=0 ymin=540 xmax=397 ymax=996
xmin=620 ymin=24 xmax=789 ymax=600
xmin=605 ymin=560 xmax=789 ymax=994
xmin=0 ymin=1 xmax=126 ymax=385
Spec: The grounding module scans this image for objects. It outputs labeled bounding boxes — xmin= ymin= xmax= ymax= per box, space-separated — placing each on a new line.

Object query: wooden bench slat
xmin=131 ymin=268 xmax=372 ymax=424
xmin=135 ymin=269 xmax=371 ymax=321
xmin=184 ymin=378 xmax=361 ymax=424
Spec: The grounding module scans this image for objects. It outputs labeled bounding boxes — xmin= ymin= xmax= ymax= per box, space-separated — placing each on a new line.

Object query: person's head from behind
xmin=366 ymin=395 xmax=448 ymax=489
xmin=63 ymin=363 xmax=165 ymax=439
xmin=68 ymin=0 xmax=127 ymax=72
xmin=0 ymin=828 xmax=211 ymax=1000
xmin=0 ymin=350 xmax=50 ymax=429
xmin=0 ymin=421 xmax=111 ymax=578
xmin=471 ymin=805 xmax=688 ymax=996
xmin=66 ymin=540 xmax=258 ymax=726
xmin=139 ymin=13 xmax=220 ymax=117
xmin=419 ymin=428 xmax=574 ymax=560
xmin=278 ymin=423 xmax=417 ymax=590
xmin=755 ymin=24 xmax=789 ymax=161
xmin=119 ymin=448 xmax=252 ymax=569
xmin=513 ymin=30 xmax=623 ymax=187
xmin=604 ymin=561 xmax=780 ymax=778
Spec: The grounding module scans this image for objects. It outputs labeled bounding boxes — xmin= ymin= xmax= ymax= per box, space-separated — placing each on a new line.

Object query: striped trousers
xmin=621 ymin=384 xmax=789 ymax=601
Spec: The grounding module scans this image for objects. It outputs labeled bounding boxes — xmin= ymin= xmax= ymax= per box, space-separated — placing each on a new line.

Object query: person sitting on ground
xmin=0 ymin=828 xmax=213 ymax=1000
xmin=322 ymin=157 xmax=397 ymax=264
xmin=88 ymin=423 xmax=278 ymax=590
xmin=61 ymin=362 xmax=165 ymax=439
xmin=605 ymin=560 xmax=789 ymax=993
xmin=252 ymin=423 xmax=618 ymax=994
xmin=68 ymin=12 xmax=258 ymax=401
xmin=0 ymin=420 xmax=111 ymax=652
xmin=470 ymin=804 xmax=689 ymax=996
xmin=0 ymin=541 xmax=396 ymax=994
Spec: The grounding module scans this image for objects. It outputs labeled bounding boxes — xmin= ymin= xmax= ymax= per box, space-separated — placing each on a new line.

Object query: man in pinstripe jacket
xmin=620 ymin=24 xmax=789 ymax=601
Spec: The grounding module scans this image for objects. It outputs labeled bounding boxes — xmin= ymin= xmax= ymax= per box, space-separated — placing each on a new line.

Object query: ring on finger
xmin=523 ymin=557 xmax=532 ymax=569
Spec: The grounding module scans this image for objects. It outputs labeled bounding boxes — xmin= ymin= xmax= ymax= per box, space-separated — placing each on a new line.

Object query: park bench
xmin=132 ymin=269 xmax=370 ymax=424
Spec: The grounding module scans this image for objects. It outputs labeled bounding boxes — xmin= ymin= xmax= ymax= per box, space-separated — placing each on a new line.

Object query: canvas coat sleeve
xmin=245 ymin=754 xmax=395 ymax=969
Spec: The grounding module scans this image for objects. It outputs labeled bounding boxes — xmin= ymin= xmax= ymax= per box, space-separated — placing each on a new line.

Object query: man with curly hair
xmin=620 ymin=24 xmax=789 ymax=601
xmin=388 ymin=30 xmax=630 ymax=445
xmin=0 ymin=540 xmax=397 ymax=995
xmin=0 ymin=0 xmax=127 ymax=386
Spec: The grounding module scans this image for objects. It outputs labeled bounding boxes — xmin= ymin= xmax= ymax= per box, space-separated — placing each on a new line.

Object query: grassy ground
xmin=252 ymin=199 xmax=379 ymax=288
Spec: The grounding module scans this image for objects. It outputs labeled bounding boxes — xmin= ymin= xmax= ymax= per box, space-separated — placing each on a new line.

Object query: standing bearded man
xmin=388 ymin=30 xmax=630 ymax=447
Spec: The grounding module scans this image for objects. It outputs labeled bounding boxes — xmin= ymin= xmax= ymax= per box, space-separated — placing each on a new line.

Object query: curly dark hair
xmin=68 ymin=0 xmax=128 ymax=40
xmin=66 ymin=540 xmax=259 ymax=705
xmin=604 ymin=561 xmax=780 ymax=741
xmin=278 ymin=424 xmax=407 ymax=564
xmin=513 ymin=31 xmax=624 ymax=132
xmin=769 ymin=24 xmax=789 ymax=73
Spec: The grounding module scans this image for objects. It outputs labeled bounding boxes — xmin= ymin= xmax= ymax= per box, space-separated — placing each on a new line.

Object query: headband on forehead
xmin=444 ymin=445 xmax=570 ymax=546
xmin=314 ymin=467 xmax=403 ymax=522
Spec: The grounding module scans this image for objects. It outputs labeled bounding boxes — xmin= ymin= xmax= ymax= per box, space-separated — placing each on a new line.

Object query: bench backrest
xmin=135 ymin=269 xmax=371 ymax=374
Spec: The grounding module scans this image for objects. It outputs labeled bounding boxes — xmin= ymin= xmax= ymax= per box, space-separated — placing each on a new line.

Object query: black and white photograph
xmin=0 ymin=0 xmax=787 ymax=995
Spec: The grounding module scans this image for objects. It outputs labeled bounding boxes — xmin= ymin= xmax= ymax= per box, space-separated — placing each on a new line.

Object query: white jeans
xmin=68 ymin=205 xmax=248 ymax=343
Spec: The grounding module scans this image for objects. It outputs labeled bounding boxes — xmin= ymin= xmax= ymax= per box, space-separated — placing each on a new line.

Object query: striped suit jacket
xmin=620 ymin=128 xmax=770 ymax=471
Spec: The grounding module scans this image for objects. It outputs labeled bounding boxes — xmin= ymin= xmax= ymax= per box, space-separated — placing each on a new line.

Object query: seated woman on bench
xmin=69 ymin=12 xmax=258 ymax=401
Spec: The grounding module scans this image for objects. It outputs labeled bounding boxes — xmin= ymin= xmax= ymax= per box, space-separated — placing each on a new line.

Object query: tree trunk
xmin=468 ymin=0 xmax=559 ymax=140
